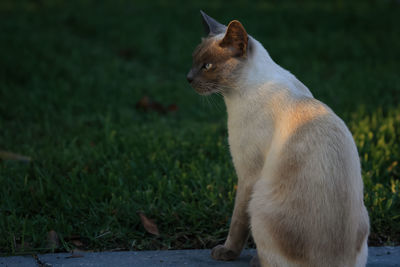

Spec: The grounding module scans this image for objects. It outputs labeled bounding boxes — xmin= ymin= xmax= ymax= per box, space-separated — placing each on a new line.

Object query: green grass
xmin=0 ymin=0 xmax=399 ymax=255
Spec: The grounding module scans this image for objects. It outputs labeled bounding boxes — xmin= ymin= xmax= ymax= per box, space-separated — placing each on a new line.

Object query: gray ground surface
xmin=0 ymin=247 xmax=399 ymax=266
xmin=0 ymin=256 xmax=38 ymax=267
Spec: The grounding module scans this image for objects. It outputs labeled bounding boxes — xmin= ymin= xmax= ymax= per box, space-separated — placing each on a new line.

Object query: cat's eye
xmin=202 ymin=63 xmax=213 ymax=71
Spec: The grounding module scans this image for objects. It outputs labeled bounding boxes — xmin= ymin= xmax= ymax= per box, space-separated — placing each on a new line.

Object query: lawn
xmin=0 ymin=0 xmax=399 ymax=255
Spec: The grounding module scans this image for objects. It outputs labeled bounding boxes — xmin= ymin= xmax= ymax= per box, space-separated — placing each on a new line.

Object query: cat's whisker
xmin=201 ymin=94 xmax=213 ymax=110
xmin=208 ymin=94 xmax=224 ymax=113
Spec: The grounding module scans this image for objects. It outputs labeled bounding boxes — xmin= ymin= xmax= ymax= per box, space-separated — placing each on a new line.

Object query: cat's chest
xmin=226 ymin=104 xmax=273 ymax=179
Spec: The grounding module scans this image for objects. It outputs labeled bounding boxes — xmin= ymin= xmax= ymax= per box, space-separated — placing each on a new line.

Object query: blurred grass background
xmin=0 ymin=0 xmax=399 ymax=255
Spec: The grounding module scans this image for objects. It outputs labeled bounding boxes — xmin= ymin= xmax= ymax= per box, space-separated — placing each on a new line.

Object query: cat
xmin=187 ymin=11 xmax=370 ymax=267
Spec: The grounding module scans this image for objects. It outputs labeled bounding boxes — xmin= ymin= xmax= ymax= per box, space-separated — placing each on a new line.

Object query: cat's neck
xmin=223 ymin=38 xmax=314 ymax=129
xmin=225 ymin=37 xmax=313 ymax=101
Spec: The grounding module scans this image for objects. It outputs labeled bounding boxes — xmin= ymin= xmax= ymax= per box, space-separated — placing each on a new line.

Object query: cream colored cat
xmin=187 ymin=11 xmax=370 ymax=267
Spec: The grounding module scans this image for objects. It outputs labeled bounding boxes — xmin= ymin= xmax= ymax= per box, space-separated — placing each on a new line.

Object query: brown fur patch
xmin=267 ymin=212 xmax=308 ymax=262
xmin=220 ymin=20 xmax=248 ymax=57
xmin=192 ymin=39 xmax=232 ymax=68
xmin=189 ymin=36 xmax=246 ymax=94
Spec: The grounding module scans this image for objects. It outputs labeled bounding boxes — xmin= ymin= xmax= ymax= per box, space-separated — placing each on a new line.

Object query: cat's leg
xmin=211 ymin=179 xmax=253 ymax=261
xmin=355 ymin=240 xmax=368 ymax=267
xmin=249 ymin=179 xmax=302 ymax=267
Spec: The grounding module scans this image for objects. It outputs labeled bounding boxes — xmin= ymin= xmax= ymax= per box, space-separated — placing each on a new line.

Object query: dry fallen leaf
xmin=47 ymin=230 xmax=60 ymax=249
xmin=167 ymin=104 xmax=178 ymax=112
xmin=135 ymin=96 xmax=177 ymax=115
xmin=135 ymin=96 xmax=152 ymax=112
xmin=137 ymin=211 xmax=160 ymax=236
xmin=71 ymin=239 xmax=83 ymax=247
xmin=117 ymin=48 xmax=135 ymax=61
xmin=66 ymin=248 xmax=87 ymax=258
xmin=65 ymin=235 xmax=86 ymax=248
xmin=0 ymin=150 xmax=31 ymax=163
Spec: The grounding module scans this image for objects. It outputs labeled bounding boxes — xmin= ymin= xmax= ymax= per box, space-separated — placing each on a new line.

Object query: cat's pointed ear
xmin=220 ymin=20 xmax=248 ymax=57
xmin=200 ymin=10 xmax=226 ymax=36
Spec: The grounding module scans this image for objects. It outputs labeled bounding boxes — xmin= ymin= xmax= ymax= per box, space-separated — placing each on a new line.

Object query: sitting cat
xmin=187 ymin=11 xmax=369 ymax=267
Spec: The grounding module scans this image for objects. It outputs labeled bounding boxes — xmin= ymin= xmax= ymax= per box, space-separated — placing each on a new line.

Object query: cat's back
xmin=273 ymin=96 xmax=362 ymax=189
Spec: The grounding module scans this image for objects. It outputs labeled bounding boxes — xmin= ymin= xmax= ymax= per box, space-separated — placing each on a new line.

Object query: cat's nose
xmin=186 ymin=72 xmax=194 ymax=83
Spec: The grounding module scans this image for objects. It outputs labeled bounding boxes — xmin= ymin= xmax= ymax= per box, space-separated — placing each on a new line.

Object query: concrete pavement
xmin=1 ymin=247 xmax=399 ymax=266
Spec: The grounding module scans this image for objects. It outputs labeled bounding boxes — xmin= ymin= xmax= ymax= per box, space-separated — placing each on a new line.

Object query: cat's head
xmin=187 ymin=11 xmax=249 ymax=95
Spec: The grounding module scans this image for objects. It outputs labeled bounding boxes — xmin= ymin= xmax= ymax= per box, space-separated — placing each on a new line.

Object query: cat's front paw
xmin=211 ymin=244 xmax=240 ymax=261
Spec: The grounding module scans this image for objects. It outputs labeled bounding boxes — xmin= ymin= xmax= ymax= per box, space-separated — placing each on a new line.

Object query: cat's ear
xmin=220 ymin=20 xmax=248 ymax=57
xmin=200 ymin=10 xmax=226 ymax=36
